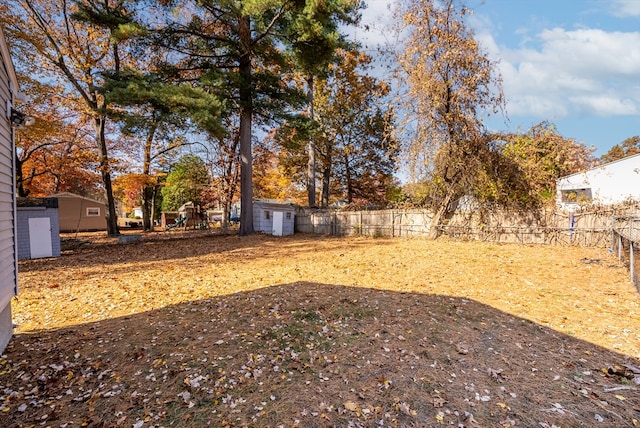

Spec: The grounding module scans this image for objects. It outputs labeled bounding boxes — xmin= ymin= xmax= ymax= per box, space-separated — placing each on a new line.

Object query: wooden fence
xmin=294 ymin=207 xmax=628 ymax=248
xmin=612 ymin=216 xmax=640 ymax=288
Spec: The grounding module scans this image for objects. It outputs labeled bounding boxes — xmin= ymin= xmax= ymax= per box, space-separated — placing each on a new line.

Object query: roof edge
xmin=0 ymin=26 xmax=19 ymax=95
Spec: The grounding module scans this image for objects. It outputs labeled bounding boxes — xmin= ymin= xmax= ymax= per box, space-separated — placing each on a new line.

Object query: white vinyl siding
xmin=0 ymin=26 xmax=18 ymax=353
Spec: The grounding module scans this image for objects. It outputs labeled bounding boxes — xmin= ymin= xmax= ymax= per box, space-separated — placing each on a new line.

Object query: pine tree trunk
xmin=142 ymin=126 xmax=156 ymax=231
xmin=321 ymin=166 xmax=330 ymax=208
xmin=94 ymin=116 xmax=119 ymax=236
xmin=306 ymin=75 xmax=316 ymax=207
xmin=150 ymin=182 xmax=159 ymax=230
xmin=142 ymin=186 xmax=153 ymax=231
xmin=238 ymin=15 xmax=254 ymax=236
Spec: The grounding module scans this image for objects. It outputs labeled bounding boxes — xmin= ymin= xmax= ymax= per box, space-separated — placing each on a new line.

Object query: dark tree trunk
xmin=150 ymin=181 xmax=160 ymax=230
xmin=238 ymin=15 xmax=254 ymax=236
xmin=142 ymin=185 xmax=154 ymax=231
xmin=306 ymin=75 xmax=316 ymax=207
xmin=345 ymin=152 xmax=353 ymax=203
xmin=15 ymin=155 xmax=29 ymax=197
xmin=94 ymin=116 xmax=119 ymax=236
xmin=428 ymin=187 xmax=456 ymax=239
xmin=141 ymin=126 xmax=157 ymax=231
xmin=321 ymin=165 xmax=330 ymax=208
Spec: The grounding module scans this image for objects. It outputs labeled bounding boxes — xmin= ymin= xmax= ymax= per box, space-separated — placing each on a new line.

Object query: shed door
xmin=272 ymin=211 xmax=284 ymax=236
xmin=29 ymin=217 xmax=53 ymax=258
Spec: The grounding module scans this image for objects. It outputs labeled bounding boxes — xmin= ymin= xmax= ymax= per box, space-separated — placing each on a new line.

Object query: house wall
xmin=0 ymin=26 xmax=18 ymax=353
xmin=56 ymin=194 xmax=107 ymax=232
xmin=557 ymin=154 xmax=640 ymax=210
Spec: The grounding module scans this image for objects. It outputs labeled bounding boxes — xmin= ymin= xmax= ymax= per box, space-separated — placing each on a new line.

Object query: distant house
xmin=51 ymin=192 xmax=108 ymax=232
xmin=556 ymin=154 xmax=640 ymax=211
xmin=253 ymin=200 xmax=295 ymax=236
xmin=0 ymin=25 xmax=19 ymax=353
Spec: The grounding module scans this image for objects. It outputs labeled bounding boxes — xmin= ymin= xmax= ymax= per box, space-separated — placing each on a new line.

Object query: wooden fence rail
xmin=612 ymin=216 xmax=640 ymax=288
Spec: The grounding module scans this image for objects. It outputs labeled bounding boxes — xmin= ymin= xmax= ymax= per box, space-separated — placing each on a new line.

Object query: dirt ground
xmin=1 ymin=230 xmax=639 ymax=427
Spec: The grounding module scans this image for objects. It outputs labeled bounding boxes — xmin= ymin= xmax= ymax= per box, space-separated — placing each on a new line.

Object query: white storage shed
xmin=253 ymin=201 xmax=296 ymax=236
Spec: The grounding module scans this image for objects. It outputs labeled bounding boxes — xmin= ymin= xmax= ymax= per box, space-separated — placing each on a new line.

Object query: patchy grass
xmin=1 ymin=231 xmax=639 ymax=427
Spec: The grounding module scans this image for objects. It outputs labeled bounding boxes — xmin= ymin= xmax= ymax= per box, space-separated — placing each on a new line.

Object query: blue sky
xmin=357 ymin=0 xmax=640 ymax=157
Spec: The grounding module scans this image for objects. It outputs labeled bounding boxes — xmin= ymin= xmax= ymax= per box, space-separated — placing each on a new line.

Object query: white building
xmin=253 ymin=200 xmax=295 ymax=236
xmin=0 ymin=25 xmax=19 ymax=353
xmin=556 ymin=153 xmax=640 ymax=211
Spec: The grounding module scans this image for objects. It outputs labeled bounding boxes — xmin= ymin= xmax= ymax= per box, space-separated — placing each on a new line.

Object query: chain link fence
xmin=612 ymin=216 xmax=640 ymax=288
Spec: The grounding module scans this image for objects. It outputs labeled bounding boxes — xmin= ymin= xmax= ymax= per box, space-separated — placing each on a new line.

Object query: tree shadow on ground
xmin=1 ymin=282 xmax=638 ymax=428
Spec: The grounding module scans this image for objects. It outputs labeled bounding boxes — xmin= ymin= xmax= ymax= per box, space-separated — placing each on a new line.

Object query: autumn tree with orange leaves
xmin=253 ymin=137 xmax=301 ymax=203
xmin=13 ymin=74 xmax=102 ymax=197
xmin=314 ymin=49 xmax=398 ymax=207
xmin=600 ymin=136 xmax=640 ymax=163
xmin=2 ymin=0 xmax=144 ymax=235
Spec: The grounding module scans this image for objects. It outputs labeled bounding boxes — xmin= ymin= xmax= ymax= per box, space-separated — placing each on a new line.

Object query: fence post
xmin=611 ymin=216 xmax=615 ymax=250
xmin=618 ymin=234 xmax=623 ymax=261
xmin=333 ymin=211 xmax=336 ymax=236
xmin=391 ymin=210 xmax=395 ymax=238
xmin=630 ymin=223 xmax=635 ymax=284
xmin=631 ymin=238 xmax=635 ymax=284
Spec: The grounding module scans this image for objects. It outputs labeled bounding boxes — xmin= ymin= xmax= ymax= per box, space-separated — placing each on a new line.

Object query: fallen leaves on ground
xmin=1 ymin=231 xmax=638 ymax=427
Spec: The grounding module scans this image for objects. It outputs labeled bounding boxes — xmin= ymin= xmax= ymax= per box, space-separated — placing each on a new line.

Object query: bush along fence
xmin=612 ymin=216 xmax=640 ymax=288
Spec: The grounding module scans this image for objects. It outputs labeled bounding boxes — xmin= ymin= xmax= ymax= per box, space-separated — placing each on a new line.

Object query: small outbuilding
xmin=556 ymin=154 xmax=640 ymax=211
xmin=253 ymin=200 xmax=295 ymax=236
xmin=51 ymin=192 xmax=107 ymax=232
xmin=16 ymin=197 xmax=61 ymax=260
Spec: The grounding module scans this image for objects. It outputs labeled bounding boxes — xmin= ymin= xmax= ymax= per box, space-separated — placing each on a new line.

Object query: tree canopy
xmin=310 ymin=49 xmax=398 ymax=207
xmin=3 ymin=0 xmax=615 ymax=235
xmin=161 ymin=155 xmax=210 ymax=211
xmin=395 ymin=0 xmax=504 ymax=236
xmin=478 ymin=122 xmax=596 ymax=210
xmin=601 ymin=136 xmax=640 ymax=163
xmin=3 ymin=0 xmax=147 ymax=235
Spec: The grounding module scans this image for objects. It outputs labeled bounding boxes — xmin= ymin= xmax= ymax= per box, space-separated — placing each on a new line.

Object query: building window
xmin=86 ymin=207 xmax=101 ymax=216
xmin=561 ymin=188 xmax=592 ymax=203
xmin=285 ymin=212 xmax=292 ymax=220
xmin=264 ymin=210 xmax=270 ymax=220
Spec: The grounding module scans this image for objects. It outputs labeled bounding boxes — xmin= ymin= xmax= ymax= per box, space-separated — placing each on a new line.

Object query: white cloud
xmin=349 ymin=0 xmax=397 ymax=49
xmin=493 ymin=27 xmax=640 ymax=118
xmin=357 ymin=1 xmax=640 ymax=121
xmin=609 ymin=0 xmax=640 ymax=17
xmin=569 ymin=94 xmax=638 ymax=116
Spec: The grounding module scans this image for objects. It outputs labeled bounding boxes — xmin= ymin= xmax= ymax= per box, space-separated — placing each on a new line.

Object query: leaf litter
xmin=1 ymin=230 xmax=639 ymax=427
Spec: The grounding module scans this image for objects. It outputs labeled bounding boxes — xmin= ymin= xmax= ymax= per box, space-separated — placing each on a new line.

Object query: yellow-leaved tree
xmin=395 ymin=0 xmax=504 ymax=238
